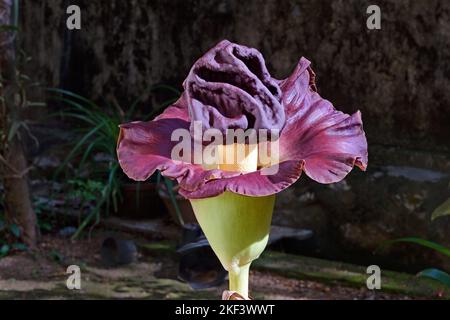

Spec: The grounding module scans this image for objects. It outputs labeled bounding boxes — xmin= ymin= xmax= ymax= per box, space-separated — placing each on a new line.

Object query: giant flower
xmin=117 ymin=40 xmax=368 ymax=299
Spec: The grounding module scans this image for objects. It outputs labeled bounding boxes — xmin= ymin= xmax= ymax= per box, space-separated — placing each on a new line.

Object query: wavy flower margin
xmin=117 ymin=57 xmax=368 ymax=199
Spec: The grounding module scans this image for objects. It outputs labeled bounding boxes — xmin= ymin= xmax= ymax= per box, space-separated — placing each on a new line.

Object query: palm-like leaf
xmin=49 ymin=87 xmax=181 ymax=237
xmin=417 ymin=268 xmax=450 ymax=287
xmin=380 ymin=237 xmax=450 ymax=258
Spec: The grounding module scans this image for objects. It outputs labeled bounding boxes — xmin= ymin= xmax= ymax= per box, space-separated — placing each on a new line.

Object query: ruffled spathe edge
xmin=117 ymin=57 xmax=367 ymax=199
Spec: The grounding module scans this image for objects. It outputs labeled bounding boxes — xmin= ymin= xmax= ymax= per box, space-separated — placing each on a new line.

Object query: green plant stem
xmin=229 ymin=263 xmax=251 ymax=299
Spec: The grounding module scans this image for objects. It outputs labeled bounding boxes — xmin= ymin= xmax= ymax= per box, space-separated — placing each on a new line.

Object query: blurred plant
xmin=0 ymin=223 xmax=28 ymax=258
xmin=0 ymin=193 xmax=27 ymax=258
xmin=431 ymin=187 xmax=450 ymax=221
xmin=156 ymin=171 xmax=185 ymax=226
xmin=50 ymin=86 xmax=182 ymax=239
xmin=381 ymin=237 xmax=450 ymax=287
xmin=0 ymin=193 xmax=57 ymax=259
xmin=380 ymin=202 xmax=450 ymax=287
xmin=66 ymin=178 xmax=104 ymax=236
xmin=32 ymin=196 xmax=54 ymax=233
xmin=48 ymin=249 xmax=64 ymax=263
xmin=68 ymin=179 xmax=104 ymax=205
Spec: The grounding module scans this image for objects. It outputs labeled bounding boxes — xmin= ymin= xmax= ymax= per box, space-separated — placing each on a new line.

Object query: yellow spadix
xmin=190 ymin=143 xmax=275 ymax=299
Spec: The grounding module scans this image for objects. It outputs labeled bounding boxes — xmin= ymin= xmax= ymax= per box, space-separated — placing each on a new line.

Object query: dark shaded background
xmin=19 ymin=0 xmax=450 ymax=271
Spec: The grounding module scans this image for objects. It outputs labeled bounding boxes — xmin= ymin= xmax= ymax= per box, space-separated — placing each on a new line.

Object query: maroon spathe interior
xmin=184 ymin=40 xmax=286 ymax=141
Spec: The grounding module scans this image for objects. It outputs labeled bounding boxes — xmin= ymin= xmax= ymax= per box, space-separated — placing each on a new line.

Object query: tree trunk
xmin=0 ymin=0 xmax=38 ymax=248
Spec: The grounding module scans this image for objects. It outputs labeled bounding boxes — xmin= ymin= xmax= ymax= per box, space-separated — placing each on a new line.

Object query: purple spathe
xmin=117 ymin=41 xmax=368 ymax=199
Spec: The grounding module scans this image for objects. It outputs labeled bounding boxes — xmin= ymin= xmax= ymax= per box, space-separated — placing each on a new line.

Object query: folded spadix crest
xmin=185 ymin=40 xmax=285 ymax=141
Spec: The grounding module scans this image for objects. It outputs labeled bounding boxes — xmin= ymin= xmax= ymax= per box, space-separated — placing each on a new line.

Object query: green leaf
xmin=9 ymin=224 xmax=21 ymax=238
xmin=0 ymin=244 xmax=10 ymax=257
xmin=0 ymin=25 xmax=19 ymax=32
xmin=54 ymin=122 xmax=105 ymax=177
xmin=70 ymin=167 xmax=119 ymax=240
xmin=431 ymin=197 xmax=450 ymax=221
xmin=49 ymin=250 xmax=64 ymax=262
xmin=7 ymin=121 xmax=21 ymax=141
xmin=379 ymin=237 xmax=450 ymax=258
xmin=78 ymin=139 xmax=99 ymax=168
xmin=26 ymin=102 xmax=46 ymax=108
xmin=47 ymin=88 xmax=102 ymax=112
xmin=163 ymin=178 xmax=184 ymax=226
xmin=12 ymin=243 xmax=27 ymax=251
xmin=417 ymin=268 xmax=450 ymax=287
xmin=150 ymin=84 xmax=181 ymax=96
xmin=13 ymin=0 xmax=20 ymax=28
xmin=39 ymin=222 xmax=52 ymax=232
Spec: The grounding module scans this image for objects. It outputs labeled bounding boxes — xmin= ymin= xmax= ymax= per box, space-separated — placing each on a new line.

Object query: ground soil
xmin=0 ymin=231 xmax=424 ymax=300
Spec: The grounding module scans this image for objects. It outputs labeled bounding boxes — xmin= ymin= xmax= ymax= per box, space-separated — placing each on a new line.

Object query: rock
xmin=275 ymin=159 xmax=450 ymax=272
xmin=269 ymin=226 xmax=313 ymax=245
xmin=58 ymin=227 xmax=77 ymax=238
